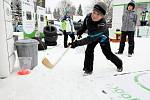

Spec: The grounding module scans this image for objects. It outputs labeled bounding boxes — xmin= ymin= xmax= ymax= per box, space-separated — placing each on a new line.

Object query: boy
xmin=116 ymin=2 xmax=137 ymax=57
xmin=69 ymin=2 xmax=123 ymax=75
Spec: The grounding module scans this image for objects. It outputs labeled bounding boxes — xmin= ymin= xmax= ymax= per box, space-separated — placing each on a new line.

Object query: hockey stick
xmin=42 ymin=46 xmax=71 ymax=69
xmin=43 ymin=38 xmax=76 ymax=69
xmin=43 ymin=32 xmax=105 ymax=69
xmin=35 ymin=37 xmax=54 ymax=69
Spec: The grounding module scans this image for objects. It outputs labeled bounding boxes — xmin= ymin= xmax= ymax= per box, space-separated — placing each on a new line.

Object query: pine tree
xmin=48 ymin=8 xmax=52 ymax=14
xmin=57 ymin=0 xmax=76 ymax=17
xmin=77 ymin=4 xmax=83 ymax=16
xmin=53 ymin=9 xmax=57 ymax=19
xmin=56 ymin=8 xmax=61 ymax=20
xmin=46 ymin=8 xmax=48 ymax=13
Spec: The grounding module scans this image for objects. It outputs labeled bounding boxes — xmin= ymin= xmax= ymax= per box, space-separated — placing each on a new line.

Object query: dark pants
xmin=118 ymin=31 xmax=134 ymax=54
xmin=83 ymin=40 xmax=122 ymax=72
xmin=63 ymin=30 xmax=75 ymax=47
xmin=140 ymin=21 xmax=147 ymax=26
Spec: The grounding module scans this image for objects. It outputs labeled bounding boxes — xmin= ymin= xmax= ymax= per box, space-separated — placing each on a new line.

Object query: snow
xmin=0 ymin=35 xmax=150 ymax=100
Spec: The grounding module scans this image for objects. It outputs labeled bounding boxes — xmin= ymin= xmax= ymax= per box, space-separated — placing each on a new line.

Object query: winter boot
xmin=83 ymin=71 xmax=93 ymax=76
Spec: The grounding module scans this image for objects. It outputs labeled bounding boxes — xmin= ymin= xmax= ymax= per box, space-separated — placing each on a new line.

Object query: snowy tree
xmin=49 ymin=8 xmax=52 ymax=14
xmin=46 ymin=7 xmax=52 ymax=14
xmin=53 ymin=9 xmax=57 ymax=19
xmin=69 ymin=6 xmax=76 ymax=16
xmin=11 ymin=0 xmax=22 ymax=31
xmin=77 ymin=4 xmax=83 ymax=16
xmin=103 ymin=0 xmax=113 ymax=24
xmin=37 ymin=0 xmax=45 ymax=7
xmin=57 ymin=0 xmax=76 ymax=17
xmin=11 ymin=0 xmax=22 ymax=17
xmin=56 ymin=8 xmax=61 ymax=19
xmin=53 ymin=8 xmax=61 ymax=20
xmin=84 ymin=0 xmax=96 ymax=14
xmin=46 ymin=7 xmax=48 ymax=14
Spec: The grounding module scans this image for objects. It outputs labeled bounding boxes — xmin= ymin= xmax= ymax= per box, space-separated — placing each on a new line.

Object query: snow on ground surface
xmin=0 ymin=35 xmax=150 ymax=100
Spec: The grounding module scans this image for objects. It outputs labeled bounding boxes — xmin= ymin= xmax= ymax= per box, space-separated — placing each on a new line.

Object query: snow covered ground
xmin=0 ymin=35 xmax=150 ymax=100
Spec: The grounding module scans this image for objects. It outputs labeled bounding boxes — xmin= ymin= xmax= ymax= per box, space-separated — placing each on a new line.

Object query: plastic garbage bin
xmin=19 ymin=57 xmax=32 ymax=69
xmin=15 ymin=39 xmax=39 ymax=69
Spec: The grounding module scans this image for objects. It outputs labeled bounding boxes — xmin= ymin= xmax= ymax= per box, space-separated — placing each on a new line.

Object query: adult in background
xmin=61 ymin=12 xmax=75 ymax=48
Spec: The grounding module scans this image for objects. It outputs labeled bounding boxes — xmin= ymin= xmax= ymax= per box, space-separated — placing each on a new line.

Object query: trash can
xmin=15 ymin=39 xmax=39 ymax=69
xmin=44 ymin=25 xmax=58 ymax=46
xmin=18 ymin=57 xmax=32 ymax=70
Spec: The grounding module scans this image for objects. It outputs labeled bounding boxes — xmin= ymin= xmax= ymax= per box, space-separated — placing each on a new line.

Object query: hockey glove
xmin=77 ymin=32 xmax=82 ymax=39
xmin=77 ymin=34 xmax=82 ymax=39
xmin=99 ymin=35 xmax=108 ymax=43
xmin=68 ymin=40 xmax=78 ymax=48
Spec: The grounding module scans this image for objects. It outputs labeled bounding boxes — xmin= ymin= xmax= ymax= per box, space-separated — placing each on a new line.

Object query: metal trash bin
xmin=15 ymin=39 xmax=39 ymax=69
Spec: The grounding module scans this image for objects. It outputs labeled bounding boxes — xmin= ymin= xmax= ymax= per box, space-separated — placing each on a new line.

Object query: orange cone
xmin=17 ymin=69 xmax=31 ymax=75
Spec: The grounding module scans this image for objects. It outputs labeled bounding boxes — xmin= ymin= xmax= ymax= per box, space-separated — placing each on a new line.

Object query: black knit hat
xmin=93 ymin=2 xmax=107 ymax=15
xmin=127 ymin=2 xmax=135 ymax=9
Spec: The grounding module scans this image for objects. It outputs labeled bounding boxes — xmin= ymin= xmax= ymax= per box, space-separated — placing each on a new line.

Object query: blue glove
xmin=99 ymin=35 xmax=108 ymax=43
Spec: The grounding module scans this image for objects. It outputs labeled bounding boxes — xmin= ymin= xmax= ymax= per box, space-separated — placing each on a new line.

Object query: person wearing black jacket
xmin=69 ymin=2 xmax=123 ymax=75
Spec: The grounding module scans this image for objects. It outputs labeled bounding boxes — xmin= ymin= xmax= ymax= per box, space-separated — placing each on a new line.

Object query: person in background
xmin=140 ymin=10 xmax=148 ymax=26
xmin=68 ymin=2 xmax=123 ymax=75
xmin=61 ymin=12 xmax=75 ymax=48
xmin=147 ymin=11 xmax=150 ymax=26
xmin=45 ymin=16 xmax=49 ymax=26
xmin=116 ymin=1 xmax=137 ymax=57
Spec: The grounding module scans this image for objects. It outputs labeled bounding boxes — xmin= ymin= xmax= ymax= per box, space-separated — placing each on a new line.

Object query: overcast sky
xmin=45 ymin=0 xmax=93 ymax=14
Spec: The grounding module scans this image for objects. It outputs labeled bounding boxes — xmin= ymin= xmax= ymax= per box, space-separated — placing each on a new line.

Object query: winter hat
xmin=62 ymin=13 xmax=70 ymax=20
xmin=93 ymin=2 xmax=107 ymax=15
xmin=127 ymin=2 xmax=135 ymax=9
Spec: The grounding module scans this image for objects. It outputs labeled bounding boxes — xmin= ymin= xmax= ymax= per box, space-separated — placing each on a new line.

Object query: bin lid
xmin=115 ymin=31 xmax=121 ymax=34
xmin=15 ymin=39 xmax=39 ymax=45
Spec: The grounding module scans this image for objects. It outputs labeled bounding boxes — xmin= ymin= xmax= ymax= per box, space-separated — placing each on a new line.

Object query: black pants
xmin=140 ymin=21 xmax=147 ymax=26
xmin=118 ymin=31 xmax=134 ymax=54
xmin=83 ymin=40 xmax=122 ymax=72
xmin=63 ymin=31 xmax=75 ymax=47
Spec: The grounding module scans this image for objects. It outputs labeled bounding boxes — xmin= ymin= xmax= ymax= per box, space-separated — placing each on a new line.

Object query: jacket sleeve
xmin=122 ymin=13 xmax=125 ymax=24
xmin=75 ymin=32 xmax=105 ymax=46
xmin=134 ymin=13 xmax=138 ymax=25
xmin=77 ymin=17 xmax=87 ymax=35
